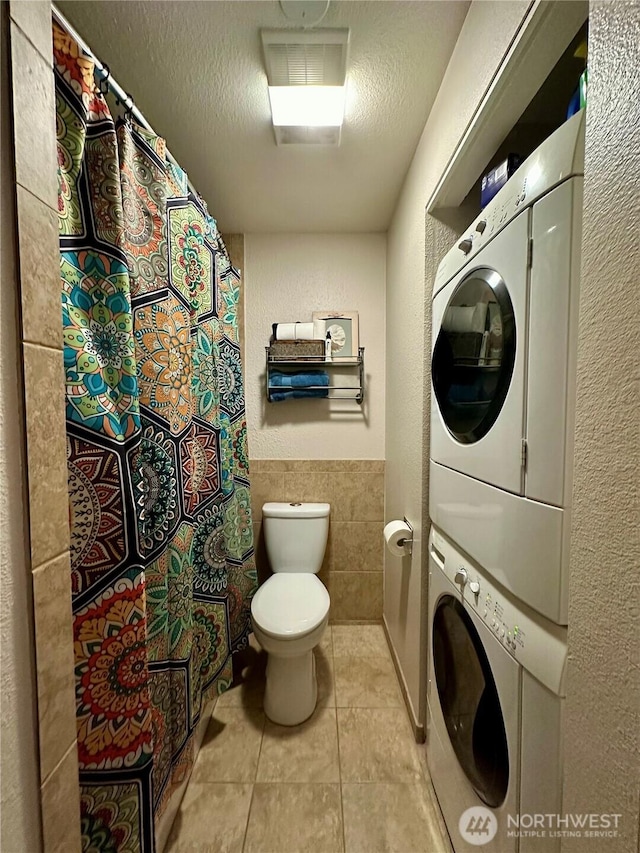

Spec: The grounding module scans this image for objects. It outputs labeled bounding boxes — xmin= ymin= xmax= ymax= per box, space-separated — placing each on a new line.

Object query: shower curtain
xmin=54 ymin=23 xmax=256 ymax=852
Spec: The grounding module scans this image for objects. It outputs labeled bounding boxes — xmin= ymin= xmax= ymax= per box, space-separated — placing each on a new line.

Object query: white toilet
xmin=250 ymin=501 xmax=330 ymax=726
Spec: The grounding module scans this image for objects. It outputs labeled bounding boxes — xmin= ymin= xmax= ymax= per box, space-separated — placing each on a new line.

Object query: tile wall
xmin=7 ymin=2 xmax=82 ymax=849
xmin=250 ymin=460 xmax=385 ymax=622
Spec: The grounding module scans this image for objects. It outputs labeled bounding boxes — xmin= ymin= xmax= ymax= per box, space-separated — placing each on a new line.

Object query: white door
xmin=427 ymin=549 xmax=520 ymax=853
xmin=430 ymin=210 xmax=529 ymax=495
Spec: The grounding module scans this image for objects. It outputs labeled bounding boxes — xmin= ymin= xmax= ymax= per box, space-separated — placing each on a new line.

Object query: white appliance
xmin=429 ymin=111 xmax=585 ymax=624
xmin=251 ymin=501 xmax=330 ymax=726
xmin=427 ymin=527 xmax=567 ymax=853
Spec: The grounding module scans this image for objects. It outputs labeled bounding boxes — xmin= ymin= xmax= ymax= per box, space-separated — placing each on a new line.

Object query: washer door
xmin=432 ymin=269 xmax=515 ymax=444
xmin=432 ymin=594 xmax=509 ymax=808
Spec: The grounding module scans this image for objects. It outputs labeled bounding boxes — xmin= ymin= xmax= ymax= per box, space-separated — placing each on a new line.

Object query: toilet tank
xmin=262 ymin=502 xmax=330 ymax=573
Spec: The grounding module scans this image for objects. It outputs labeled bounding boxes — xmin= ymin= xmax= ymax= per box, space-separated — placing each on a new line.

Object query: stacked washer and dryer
xmin=427 ymin=110 xmax=585 ymax=853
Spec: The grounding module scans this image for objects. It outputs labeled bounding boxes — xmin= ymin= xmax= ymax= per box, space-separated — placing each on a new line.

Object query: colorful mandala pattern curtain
xmin=54 ymin=23 xmax=256 ymax=852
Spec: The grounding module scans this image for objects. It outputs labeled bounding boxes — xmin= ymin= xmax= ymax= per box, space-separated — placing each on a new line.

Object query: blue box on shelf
xmin=481 ymin=154 xmax=522 ymax=209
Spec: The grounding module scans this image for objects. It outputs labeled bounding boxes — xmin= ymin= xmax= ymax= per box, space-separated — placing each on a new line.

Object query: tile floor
xmin=166 ymin=624 xmax=452 ymax=853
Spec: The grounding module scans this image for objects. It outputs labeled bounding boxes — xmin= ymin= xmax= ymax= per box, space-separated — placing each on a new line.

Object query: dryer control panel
xmin=433 ymin=110 xmax=585 ymax=297
xmin=429 ymin=526 xmax=568 ymax=696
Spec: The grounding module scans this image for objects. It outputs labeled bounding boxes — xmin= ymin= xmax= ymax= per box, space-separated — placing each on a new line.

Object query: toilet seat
xmin=251 ymin=574 xmax=329 ymax=640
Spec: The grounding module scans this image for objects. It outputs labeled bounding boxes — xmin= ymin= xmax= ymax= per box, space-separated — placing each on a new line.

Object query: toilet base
xmin=264 ymin=649 xmax=317 ymax=726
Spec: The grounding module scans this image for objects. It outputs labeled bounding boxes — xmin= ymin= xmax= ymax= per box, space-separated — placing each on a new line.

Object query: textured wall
xmin=244 ymin=233 xmax=386 ymax=460
xmin=562 ymin=3 xmax=640 ymax=850
xmin=384 ymin=0 xmax=531 ymax=727
xmin=0 ymin=6 xmax=42 ymax=849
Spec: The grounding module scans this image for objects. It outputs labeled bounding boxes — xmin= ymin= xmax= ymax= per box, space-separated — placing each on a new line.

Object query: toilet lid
xmin=251 ymin=574 xmax=330 ymax=639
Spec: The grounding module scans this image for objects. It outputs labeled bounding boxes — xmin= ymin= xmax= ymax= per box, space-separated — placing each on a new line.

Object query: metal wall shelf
xmin=266 ymin=346 xmax=365 ymax=404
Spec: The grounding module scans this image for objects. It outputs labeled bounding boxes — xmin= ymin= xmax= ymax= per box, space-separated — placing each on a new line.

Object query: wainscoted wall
xmin=250 ymin=460 xmax=384 ymax=622
xmin=4 ymin=2 xmax=81 ymax=850
xmin=244 ymin=233 xmax=386 ymax=461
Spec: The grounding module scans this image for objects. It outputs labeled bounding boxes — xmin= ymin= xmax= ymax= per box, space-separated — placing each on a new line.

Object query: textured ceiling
xmin=56 ymin=1 xmax=470 ymax=232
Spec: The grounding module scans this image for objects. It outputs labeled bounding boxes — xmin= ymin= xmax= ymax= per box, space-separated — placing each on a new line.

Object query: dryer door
xmin=432 ymin=268 xmax=516 ymax=444
xmin=430 ymin=209 xmax=529 ymax=495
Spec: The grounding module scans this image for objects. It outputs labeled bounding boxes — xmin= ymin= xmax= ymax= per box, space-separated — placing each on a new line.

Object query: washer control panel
xmin=429 ymin=526 xmax=567 ymax=696
xmin=483 ymin=590 xmax=522 ymax=652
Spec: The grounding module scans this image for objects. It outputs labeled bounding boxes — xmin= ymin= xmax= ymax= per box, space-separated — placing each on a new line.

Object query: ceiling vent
xmin=274 ymin=125 xmax=341 ymax=146
xmin=261 ymin=28 xmax=349 ymax=87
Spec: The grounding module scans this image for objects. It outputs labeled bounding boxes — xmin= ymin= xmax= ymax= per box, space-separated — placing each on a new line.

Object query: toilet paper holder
xmin=383 ymin=517 xmax=414 ymax=557
xmin=397 ymin=517 xmax=413 ymax=553
xmin=396 ymin=515 xmax=413 ymax=554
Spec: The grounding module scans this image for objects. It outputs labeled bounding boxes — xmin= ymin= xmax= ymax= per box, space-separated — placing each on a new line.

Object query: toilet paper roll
xmin=312 ymin=318 xmax=326 ymax=340
xmin=275 ymin=323 xmax=297 ymax=341
xmin=274 ymin=322 xmax=320 ymax=341
xmin=383 ymin=520 xmax=412 ymax=557
xmin=295 ymin=322 xmax=315 ymax=340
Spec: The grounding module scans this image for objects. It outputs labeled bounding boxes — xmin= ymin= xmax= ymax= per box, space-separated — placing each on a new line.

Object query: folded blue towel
xmin=270 ymin=388 xmax=329 ymax=402
xmin=269 ymin=370 xmax=329 ymax=388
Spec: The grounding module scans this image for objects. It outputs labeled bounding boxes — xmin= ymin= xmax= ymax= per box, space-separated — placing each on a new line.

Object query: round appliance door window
xmin=432 ymin=595 xmax=509 ymax=808
xmin=432 ymin=268 xmax=515 ymax=444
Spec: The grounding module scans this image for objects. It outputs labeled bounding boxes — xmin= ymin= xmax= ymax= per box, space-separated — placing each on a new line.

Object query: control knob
xmin=476 ymin=220 xmax=487 ymax=234
xmin=458 ymin=238 xmax=473 ymax=254
xmin=469 ymin=580 xmax=480 ymax=595
xmin=454 ymin=568 xmax=468 ymax=587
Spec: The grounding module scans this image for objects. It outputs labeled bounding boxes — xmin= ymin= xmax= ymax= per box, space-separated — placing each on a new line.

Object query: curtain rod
xmin=51 ymin=3 xmax=198 ymax=197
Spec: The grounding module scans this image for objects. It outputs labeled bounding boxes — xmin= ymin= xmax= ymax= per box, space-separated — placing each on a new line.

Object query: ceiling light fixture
xmin=268 ymin=85 xmax=346 ymax=128
xmin=261 ymin=28 xmax=350 ymax=146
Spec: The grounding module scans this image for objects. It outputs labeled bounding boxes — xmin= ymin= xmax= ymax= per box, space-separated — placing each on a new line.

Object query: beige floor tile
xmin=316 ymin=645 xmax=335 ymax=707
xmin=413 ymin=739 xmax=431 ymax=782
xmin=257 ymin=707 xmax=339 ymax=783
xmin=424 ymin=777 xmax=454 ymax=852
xmin=320 ymin=624 xmax=333 ymax=653
xmin=217 ymin=641 xmax=333 ymax=710
xmin=332 ymin=624 xmax=391 ymax=659
xmin=165 ymin=783 xmax=252 ymax=852
xmin=190 ymin=708 xmax=264 ymax=783
xmin=337 ymin=708 xmax=422 ymax=782
xmin=335 ymin=656 xmax=403 ymax=708
xmin=217 ymin=642 xmax=266 ymax=708
xmin=342 ymin=782 xmax=451 ymax=853
xmin=244 ymin=783 xmax=344 ymax=853
xmin=216 ymin=675 xmax=265 ymax=710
